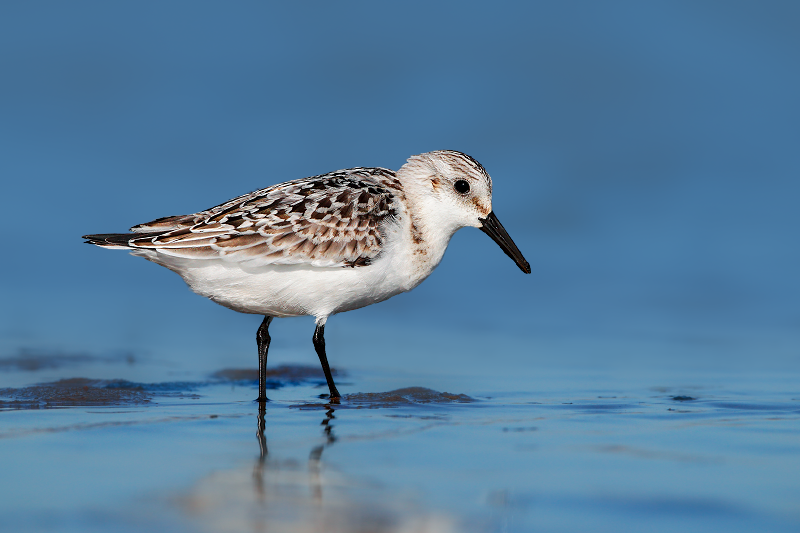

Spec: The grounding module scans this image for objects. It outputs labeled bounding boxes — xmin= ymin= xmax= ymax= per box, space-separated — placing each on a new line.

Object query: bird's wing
xmin=124 ymin=168 xmax=399 ymax=268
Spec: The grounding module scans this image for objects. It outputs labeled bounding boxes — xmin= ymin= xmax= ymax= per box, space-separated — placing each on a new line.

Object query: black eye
xmin=454 ymin=180 xmax=470 ymax=194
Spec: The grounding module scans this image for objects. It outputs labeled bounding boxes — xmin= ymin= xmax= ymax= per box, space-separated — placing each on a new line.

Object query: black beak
xmin=479 ymin=211 xmax=531 ymax=274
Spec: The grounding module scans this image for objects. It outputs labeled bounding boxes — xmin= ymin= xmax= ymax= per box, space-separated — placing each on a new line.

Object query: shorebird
xmin=83 ymin=150 xmax=530 ymax=402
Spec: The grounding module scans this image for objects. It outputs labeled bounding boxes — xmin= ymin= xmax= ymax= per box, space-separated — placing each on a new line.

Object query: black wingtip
xmin=82 ymin=233 xmax=135 ymax=246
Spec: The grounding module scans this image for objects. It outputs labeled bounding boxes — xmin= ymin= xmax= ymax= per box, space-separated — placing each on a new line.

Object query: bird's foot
xmin=318 ymin=393 xmax=341 ymax=404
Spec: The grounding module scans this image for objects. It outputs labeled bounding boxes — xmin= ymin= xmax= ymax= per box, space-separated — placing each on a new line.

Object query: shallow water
xmin=2 ymin=352 xmax=798 ymax=533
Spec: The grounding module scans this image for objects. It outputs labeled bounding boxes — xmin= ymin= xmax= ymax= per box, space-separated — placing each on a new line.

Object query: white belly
xmin=131 ymin=207 xmax=455 ymax=319
xmin=132 ymin=243 xmax=431 ymax=319
xmin=181 ymin=259 xmax=409 ymax=318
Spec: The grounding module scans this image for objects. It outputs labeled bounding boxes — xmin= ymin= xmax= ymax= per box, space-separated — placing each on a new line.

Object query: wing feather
xmin=128 ymin=168 xmax=399 ymax=268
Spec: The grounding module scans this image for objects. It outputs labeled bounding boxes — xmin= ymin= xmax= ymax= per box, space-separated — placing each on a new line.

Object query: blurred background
xmin=1 ymin=1 xmax=798 ymax=383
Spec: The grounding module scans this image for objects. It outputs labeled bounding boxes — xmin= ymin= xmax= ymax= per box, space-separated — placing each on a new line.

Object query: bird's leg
xmin=312 ymin=321 xmax=340 ymax=401
xmin=256 ymin=316 xmax=273 ymax=403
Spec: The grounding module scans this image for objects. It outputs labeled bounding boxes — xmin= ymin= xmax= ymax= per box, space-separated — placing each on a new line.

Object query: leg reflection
xmin=309 ymin=408 xmax=336 ymax=502
xmin=252 ymin=405 xmax=337 ymax=506
xmin=253 ymin=404 xmax=268 ymax=501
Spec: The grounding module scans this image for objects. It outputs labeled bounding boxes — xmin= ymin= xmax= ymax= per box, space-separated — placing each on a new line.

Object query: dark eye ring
xmin=454 ymin=180 xmax=470 ymax=194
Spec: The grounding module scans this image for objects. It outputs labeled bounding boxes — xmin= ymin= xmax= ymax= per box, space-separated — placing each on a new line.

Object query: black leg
xmin=312 ymin=322 xmax=340 ymax=400
xmin=256 ymin=316 xmax=273 ymax=403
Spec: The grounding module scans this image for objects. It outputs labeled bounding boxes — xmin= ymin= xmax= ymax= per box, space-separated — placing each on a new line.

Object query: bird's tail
xmin=82 ymin=232 xmax=160 ymax=249
xmin=84 ymin=213 xmax=196 ymax=249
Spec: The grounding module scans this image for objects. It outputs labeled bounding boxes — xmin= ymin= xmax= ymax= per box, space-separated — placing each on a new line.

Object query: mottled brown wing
xmin=126 ymin=168 xmax=399 ymax=268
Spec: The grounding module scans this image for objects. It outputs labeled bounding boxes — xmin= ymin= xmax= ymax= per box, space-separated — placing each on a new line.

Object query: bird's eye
xmin=454 ymin=180 xmax=470 ymax=194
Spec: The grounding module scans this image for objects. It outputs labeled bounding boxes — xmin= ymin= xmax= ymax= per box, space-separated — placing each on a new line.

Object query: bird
xmin=83 ymin=150 xmax=530 ymax=402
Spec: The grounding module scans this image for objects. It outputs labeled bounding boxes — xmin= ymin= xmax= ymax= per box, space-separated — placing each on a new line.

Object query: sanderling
xmin=83 ymin=150 xmax=530 ymax=401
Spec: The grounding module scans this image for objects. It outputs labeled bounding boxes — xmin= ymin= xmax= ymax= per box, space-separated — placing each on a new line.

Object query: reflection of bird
xmin=83 ymin=150 xmax=530 ymax=401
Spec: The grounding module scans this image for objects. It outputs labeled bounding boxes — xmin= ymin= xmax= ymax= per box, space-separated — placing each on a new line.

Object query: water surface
xmin=2 ymin=353 xmax=798 ymax=533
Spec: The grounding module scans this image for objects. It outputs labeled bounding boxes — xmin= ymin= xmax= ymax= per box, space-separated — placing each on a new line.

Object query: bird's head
xmin=398 ymin=150 xmax=531 ymax=274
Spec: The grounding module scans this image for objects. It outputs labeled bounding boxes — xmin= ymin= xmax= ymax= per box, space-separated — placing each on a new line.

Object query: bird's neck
xmin=392 ymin=175 xmax=462 ymax=286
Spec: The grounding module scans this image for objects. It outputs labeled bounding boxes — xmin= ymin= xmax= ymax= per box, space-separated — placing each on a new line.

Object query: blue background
xmin=1 ymin=1 xmax=798 ymax=379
